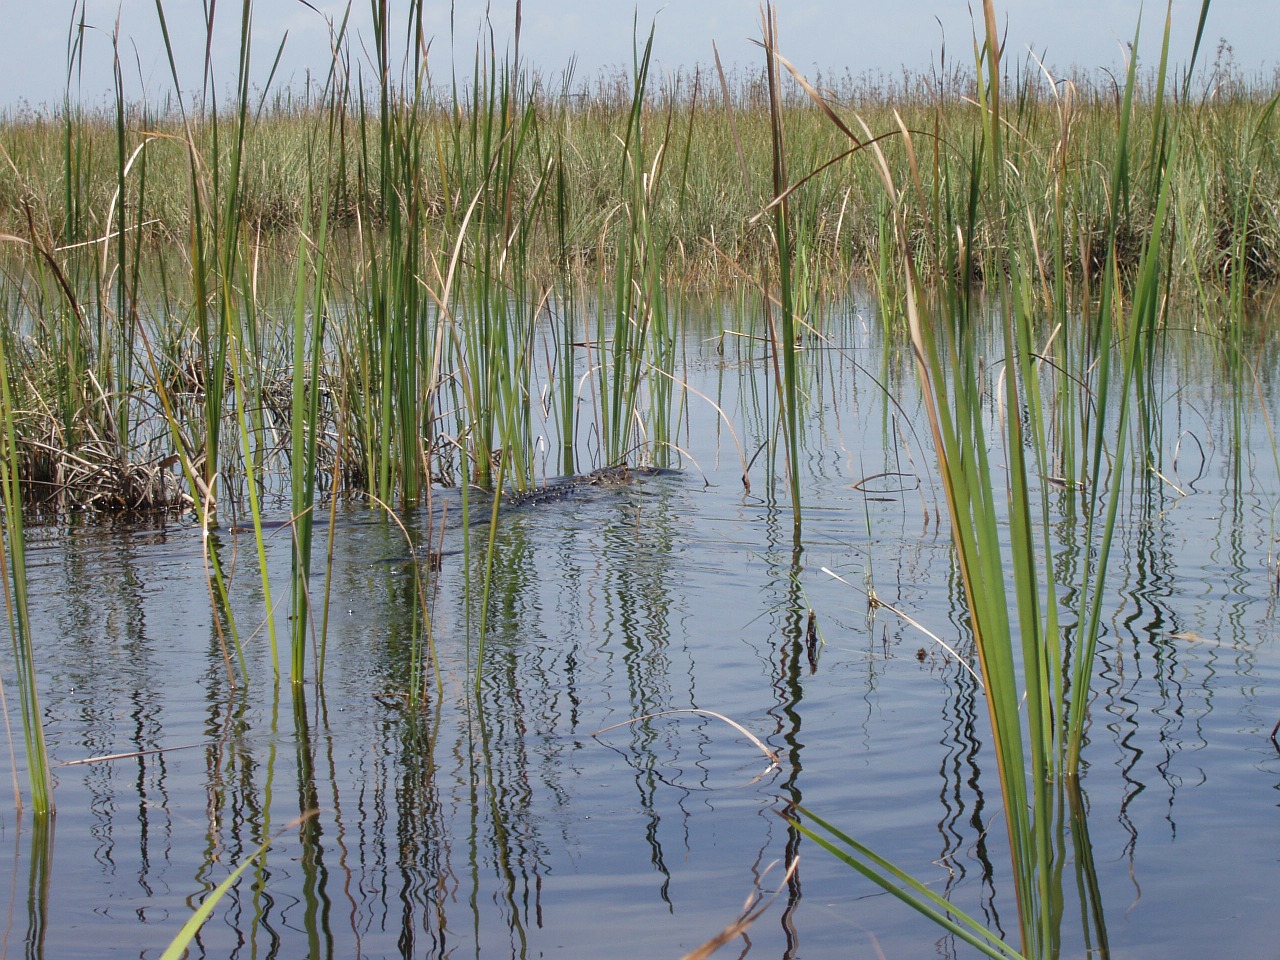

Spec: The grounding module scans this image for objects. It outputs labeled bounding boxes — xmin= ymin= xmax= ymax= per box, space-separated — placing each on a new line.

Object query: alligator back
xmin=502 ymin=465 xmax=670 ymax=509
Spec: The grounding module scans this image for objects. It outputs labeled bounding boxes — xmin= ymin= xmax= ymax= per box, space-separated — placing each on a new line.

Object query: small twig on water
xmin=55 ymin=742 xmax=212 ymax=767
xmin=822 ymin=566 xmax=984 ymax=687
xmin=592 ymin=708 xmax=779 ymax=771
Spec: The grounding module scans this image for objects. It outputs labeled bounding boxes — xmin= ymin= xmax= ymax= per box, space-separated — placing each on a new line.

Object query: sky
xmin=0 ymin=1 xmax=1272 ymax=111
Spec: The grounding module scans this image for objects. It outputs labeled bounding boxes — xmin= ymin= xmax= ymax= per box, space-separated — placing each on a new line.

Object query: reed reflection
xmin=291 ymin=689 xmax=333 ymax=960
xmin=18 ymin=816 xmax=53 ymax=960
xmin=757 ymin=499 xmax=808 ymax=959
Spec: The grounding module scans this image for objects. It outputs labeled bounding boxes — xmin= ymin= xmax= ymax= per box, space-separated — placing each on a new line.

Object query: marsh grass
xmin=5 ymin=61 xmax=1278 ymax=285
xmin=4 ymin=6 xmax=1270 ymax=543
xmin=777 ymin=1 xmax=1218 ymax=956
xmin=0 ymin=0 xmax=1274 ymax=920
xmin=0 ymin=303 xmax=53 ymax=815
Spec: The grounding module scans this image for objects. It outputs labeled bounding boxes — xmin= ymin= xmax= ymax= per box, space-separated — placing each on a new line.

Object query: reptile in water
xmin=500 ymin=464 xmax=670 ymax=510
xmin=371 ymin=465 xmax=673 ymax=567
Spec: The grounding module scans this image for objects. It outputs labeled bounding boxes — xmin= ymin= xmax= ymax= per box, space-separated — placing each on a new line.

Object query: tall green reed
xmin=148 ymin=0 xmax=331 ymax=685
xmin=136 ymin=0 xmax=270 ymax=685
xmin=0 ymin=318 xmax=53 ymax=816
xmin=360 ymin=0 xmax=430 ymax=504
xmin=287 ymin=201 xmax=331 ymax=685
xmin=62 ymin=3 xmax=90 ymax=245
xmin=760 ymin=7 xmax=804 ymax=537
xmin=781 ymin=1 xmax=1213 ymax=956
xmin=442 ymin=53 xmax=549 ymax=493
xmin=595 ymin=23 xmax=670 ymax=467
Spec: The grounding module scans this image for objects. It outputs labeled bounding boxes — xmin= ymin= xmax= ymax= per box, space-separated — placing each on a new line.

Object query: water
xmin=2 ymin=294 xmax=1279 ymax=959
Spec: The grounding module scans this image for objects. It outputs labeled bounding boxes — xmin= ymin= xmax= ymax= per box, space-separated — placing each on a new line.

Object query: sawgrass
xmin=3 ymin=54 xmax=1277 ymax=286
xmin=782 ymin=1 xmax=1217 ymax=957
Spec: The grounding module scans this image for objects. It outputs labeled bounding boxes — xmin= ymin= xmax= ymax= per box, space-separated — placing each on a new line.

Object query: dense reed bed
xmin=3 ymin=55 xmax=1279 ymax=284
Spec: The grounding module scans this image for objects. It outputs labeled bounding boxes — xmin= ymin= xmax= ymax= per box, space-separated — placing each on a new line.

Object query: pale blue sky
xmin=1 ymin=1 xmax=1271 ymax=110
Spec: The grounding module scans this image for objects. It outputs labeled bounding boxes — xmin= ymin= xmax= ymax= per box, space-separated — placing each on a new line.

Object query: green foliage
xmin=0 ymin=0 xmax=1262 ymax=863
xmin=0 ymin=306 xmax=53 ymax=816
xmin=778 ymin=1 xmax=1216 ymax=957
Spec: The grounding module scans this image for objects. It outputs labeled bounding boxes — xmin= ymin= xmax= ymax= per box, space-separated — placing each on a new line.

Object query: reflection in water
xmin=757 ymin=494 xmax=808 ymax=960
xmin=195 ymin=693 xmax=265 ymax=959
xmin=935 ymin=636 xmax=1004 ymax=944
xmin=20 ymin=817 xmax=53 ymax=960
xmin=291 ymin=689 xmax=332 ymax=960
xmin=602 ymin=495 xmax=686 ymax=905
xmin=1068 ymin=780 xmax=1111 ymax=960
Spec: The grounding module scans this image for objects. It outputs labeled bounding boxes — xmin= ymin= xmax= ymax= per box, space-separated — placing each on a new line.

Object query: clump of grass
xmin=778 ymin=0 xmax=1214 ymax=956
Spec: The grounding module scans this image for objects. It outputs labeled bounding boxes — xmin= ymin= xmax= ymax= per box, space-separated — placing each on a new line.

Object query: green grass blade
xmin=788 ymin=805 xmax=1028 ymax=960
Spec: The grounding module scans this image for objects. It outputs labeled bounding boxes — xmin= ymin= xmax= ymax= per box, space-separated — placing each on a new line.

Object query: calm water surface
xmin=2 ymin=293 xmax=1278 ymax=959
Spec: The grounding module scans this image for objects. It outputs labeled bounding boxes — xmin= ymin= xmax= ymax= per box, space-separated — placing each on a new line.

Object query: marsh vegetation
xmin=1 ymin=1 xmax=1278 ymax=958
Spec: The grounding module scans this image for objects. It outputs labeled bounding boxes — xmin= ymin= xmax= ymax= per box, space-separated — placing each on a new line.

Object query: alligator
xmin=371 ymin=464 xmax=675 ymax=567
xmin=500 ymin=464 xmax=671 ymax=510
